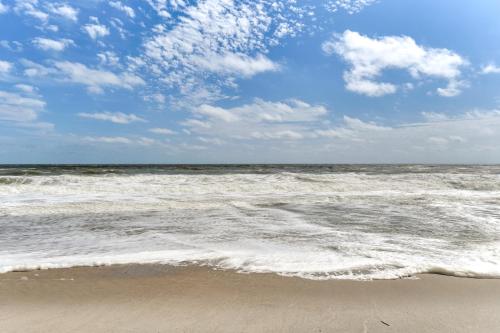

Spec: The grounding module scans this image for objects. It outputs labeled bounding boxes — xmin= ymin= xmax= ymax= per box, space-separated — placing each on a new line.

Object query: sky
xmin=1 ymin=0 xmax=500 ymax=164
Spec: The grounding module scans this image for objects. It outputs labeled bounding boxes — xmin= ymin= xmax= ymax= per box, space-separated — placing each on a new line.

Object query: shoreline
xmin=3 ymin=261 xmax=499 ymax=280
xmin=2 ymin=264 xmax=500 ymax=332
xmin=2 ymin=262 xmax=498 ymax=280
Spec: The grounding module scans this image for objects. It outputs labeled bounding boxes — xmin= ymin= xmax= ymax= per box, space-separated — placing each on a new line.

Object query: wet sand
xmin=1 ymin=264 xmax=500 ymax=332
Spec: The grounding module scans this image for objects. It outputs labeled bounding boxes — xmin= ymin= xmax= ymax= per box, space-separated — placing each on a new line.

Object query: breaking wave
xmin=1 ymin=165 xmax=500 ymax=279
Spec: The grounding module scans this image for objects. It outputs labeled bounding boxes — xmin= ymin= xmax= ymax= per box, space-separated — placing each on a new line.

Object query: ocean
xmin=1 ymin=164 xmax=499 ymax=279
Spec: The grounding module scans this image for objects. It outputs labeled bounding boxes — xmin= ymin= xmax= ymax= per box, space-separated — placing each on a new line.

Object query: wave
xmin=1 ymin=166 xmax=500 ymax=280
xmin=2 ymin=171 xmax=500 ymax=191
xmin=2 ymin=254 xmax=500 ymax=280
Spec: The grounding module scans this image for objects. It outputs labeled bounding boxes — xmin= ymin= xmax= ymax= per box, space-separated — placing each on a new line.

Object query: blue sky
xmin=1 ymin=0 xmax=500 ymax=163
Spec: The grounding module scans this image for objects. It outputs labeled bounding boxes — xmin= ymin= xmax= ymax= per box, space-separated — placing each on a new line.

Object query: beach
xmin=1 ymin=264 xmax=500 ymax=332
xmin=1 ymin=165 xmax=500 ymax=331
xmin=2 ymin=0 xmax=500 ymax=329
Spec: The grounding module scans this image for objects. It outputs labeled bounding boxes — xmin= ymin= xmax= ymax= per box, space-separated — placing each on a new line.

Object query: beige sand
xmin=1 ymin=264 xmax=500 ymax=332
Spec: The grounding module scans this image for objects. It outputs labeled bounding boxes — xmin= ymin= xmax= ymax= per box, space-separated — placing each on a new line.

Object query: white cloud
xmin=325 ymin=0 xmax=377 ymax=14
xmin=1 ymin=40 xmax=23 ymax=52
xmin=251 ymin=130 xmax=305 ymax=140
xmin=179 ymin=103 xmax=500 ymax=163
xmin=15 ymin=84 xmax=37 ymax=94
xmin=46 ymin=25 xmax=59 ymax=33
xmin=141 ymin=0 xmax=313 ymax=103
xmin=20 ymin=59 xmax=53 ymax=77
xmin=134 ymin=1 xmax=375 ymax=106
xmin=33 ymin=37 xmax=74 ymax=51
xmin=198 ymin=137 xmax=225 ymax=145
xmin=0 ymin=1 xmax=9 ymax=14
xmin=421 ymin=112 xmax=449 ymax=122
xmin=480 ymin=63 xmax=500 ymax=74
xmin=143 ymin=93 xmax=166 ymax=105
xmin=54 ymin=61 xmax=145 ymax=93
xmin=83 ymin=22 xmax=110 ymax=40
xmin=195 ymin=105 xmax=240 ymax=123
xmin=323 ymin=30 xmax=468 ymax=97
xmin=343 ymin=115 xmax=389 ymax=131
xmin=14 ymin=0 xmax=48 ymax=22
xmin=183 ymin=98 xmax=329 ymax=141
xmin=313 ymin=129 xmax=343 ymax=138
xmin=191 ymin=52 xmax=279 ymax=77
xmin=461 ymin=109 xmax=500 ymax=120
xmin=109 ymin=1 xmax=135 ymax=18
xmin=82 ymin=136 xmax=158 ymax=146
xmin=0 ymin=90 xmax=45 ymax=122
xmin=22 ymin=60 xmax=144 ymax=94
xmin=428 ymin=136 xmax=449 ymax=145
xmin=78 ymin=112 xmax=146 ymax=124
xmin=0 ymin=60 xmax=12 ymax=73
xmin=436 ymin=79 xmax=468 ymax=97
xmin=48 ymin=3 xmax=78 ymax=22
xmin=174 ymin=97 xmax=500 ymax=162
xmin=137 ymin=137 xmax=156 ymax=146
xmin=311 ymin=115 xmax=389 ymax=141
xmin=83 ymin=136 xmax=132 ymax=144
xmin=109 ymin=17 xmax=128 ymax=39
xmin=97 ymin=51 xmax=120 ymax=67
xmin=149 ymin=128 xmax=176 ymax=135
xmin=449 ymin=135 xmax=466 ymax=143
xmin=14 ymin=121 xmax=54 ymax=132
xmin=182 ymin=119 xmax=211 ymax=129
xmin=428 ymin=135 xmax=467 ymax=145
xmin=311 ymin=110 xmax=500 ymax=162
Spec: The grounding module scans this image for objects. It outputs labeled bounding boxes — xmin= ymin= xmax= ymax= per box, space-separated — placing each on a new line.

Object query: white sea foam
xmin=1 ymin=167 xmax=500 ymax=279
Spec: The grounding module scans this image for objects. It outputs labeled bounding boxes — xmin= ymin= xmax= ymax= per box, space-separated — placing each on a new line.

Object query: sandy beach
xmin=0 ymin=265 xmax=499 ymax=332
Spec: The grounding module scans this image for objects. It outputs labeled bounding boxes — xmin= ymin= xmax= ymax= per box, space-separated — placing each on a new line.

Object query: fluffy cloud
xmin=325 ymin=0 xmax=377 ymax=14
xmin=175 ymin=95 xmax=500 ymax=161
xmin=183 ymin=99 xmax=329 ymax=141
xmin=109 ymin=1 xmax=135 ymax=18
xmin=0 ymin=90 xmax=45 ymax=122
xmin=0 ymin=1 xmax=9 ymax=14
xmin=47 ymin=3 xmax=78 ymax=22
xmin=83 ymin=22 xmax=110 ymax=40
xmin=83 ymin=136 xmax=132 ymax=144
xmin=143 ymin=93 xmax=166 ymax=105
xmin=141 ymin=0 xmax=316 ymax=103
xmin=323 ymin=30 xmax=468 ymax=97
xmin=20 ymin=60 xmax=145 ymax=93
xmin=195 ymin=105 xmax=240 ymax=123
xmin=21 ymin=59 xmax=53 ymax=77
xmin=179 ymin=101 xmax=500 ymax=163
xmin=421 ymin=112 xmax=450 ymax=122
xmin=7 ymin=0 xmax=375 ymax=108
xmin=78 ymin=112 xmax=146 ymax=124
xmin=143 ymin=1 xmax=274 ymax=81
xmin=0 ymin=60 xmax=12 ymax=73
xmin=311 ymin=110 xmax=500 ymax=163
xmin=191 ymin=53 xmax=279 ymax=78
xmin=14 ymin=0 xmax=49 ymax=22
xmin=480 ymin=63 xmax=500 ymax=74
xmin=0 ymin=40 xmax=23 ymax=52
xmin=83 ymin=136 xmax=158 ymax=146
xmin=15 ymin=84 xmax=37 ymax=94
xmin=97 ymin=51 xmax=120 ymax=67
xmin=149 ymin=128 xmax=176 ymax=135
xmin=53 ymin=61 xmax=145 ymax=93
xmin=33 ymin=37 xmax=74 ymax=51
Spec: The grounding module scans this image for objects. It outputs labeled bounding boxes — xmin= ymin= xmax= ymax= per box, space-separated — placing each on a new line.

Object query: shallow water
xmin=1 ymin=164 xmax=499 ymax=279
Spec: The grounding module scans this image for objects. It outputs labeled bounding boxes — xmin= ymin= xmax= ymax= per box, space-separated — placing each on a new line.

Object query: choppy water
xmin=1 ymin=164 xmax=500 ymax=279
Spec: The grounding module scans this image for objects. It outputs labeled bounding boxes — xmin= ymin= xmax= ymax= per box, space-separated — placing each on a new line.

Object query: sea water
xmin=1 ymin=164 xmax=499 ymax=279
